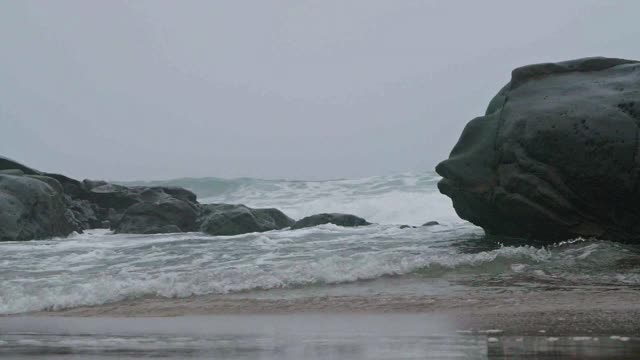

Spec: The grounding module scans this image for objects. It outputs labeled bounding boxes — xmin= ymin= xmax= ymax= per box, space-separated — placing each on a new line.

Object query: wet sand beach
xmin=3 ymin=175 xmax=640 ymax=358
xmin=1 ymin=285 xmax=638 ymax=359
xmin=3 ymin=311 xmax=640 ymax=359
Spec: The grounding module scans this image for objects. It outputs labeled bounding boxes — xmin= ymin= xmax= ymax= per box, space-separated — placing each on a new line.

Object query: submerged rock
xmin=292 ymin=213 xmax=371 ymax=229
xmin=422 ymin=221 xmax=439 ymax=227
xmin=0 ymin=174 xmax=76 ymax=241
xmin=198 ymin=204 xmax=295 ymax=236
xmin=436 ymin=57 xmax=640 ymax=242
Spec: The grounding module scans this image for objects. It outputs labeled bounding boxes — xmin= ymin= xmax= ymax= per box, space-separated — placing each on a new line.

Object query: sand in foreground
xmin=2 ymin=287 xmax=639 ymax=359
xmin=2 ymin=313 xmax=640 ymax=359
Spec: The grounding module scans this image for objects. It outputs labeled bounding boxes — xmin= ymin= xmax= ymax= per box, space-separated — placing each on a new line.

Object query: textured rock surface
xmin=85 ymin=183 xmax=141 ymax=211
xmin=44 ymin=173 xmax=87 ymax=198
xmin=113 ymin=188 xmax=199 ymax=234
xmin=198 ymin=204 xmax=295 ymax=236
xmin=292 ymin=213 xmax=371 ymax=229
xmin=0 ymin=156 xmax=205 ymax=239
xmin=436 ymin=57 xmax=640 ymax=242
xmin=0 ymin=156 xmax=40 ymax=175
xmin=65 ymin=198 xmax=102 ymax=230
xmin=0 ymin=174 xmax=76 ymax=241
xmin=1 ymin=157 xmax=374 ymax=239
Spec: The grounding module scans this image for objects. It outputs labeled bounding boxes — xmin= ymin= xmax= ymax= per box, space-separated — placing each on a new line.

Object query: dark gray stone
xmin=85 ymin=183 xmax=198 ymax=213
xmin=436 ymin=57 xmax=640 ymax=242
xmin=292 ymin=213 xmax=371 ymax=229
xmin=86 ymin=183 xmax=140 ymax=211
xmin=422 ymin=221 xmax=440 ymax=227
xmin=0 ymin=156 xmax=205 ymax=238
xmin=25 ymin=175 xmax=64 ymax=194
xmin=82 ymin=179 xmax=108 ymax=191
xmin=66 ymin=198 xmax=102 ymax=230
xmin=161 ymin=186 xmax=197 ymax=203
xmin=0 ymin=174 xmax=76 ymax=241
xmin=198 ymin=204 xmax=295 ymax=236
xmin=0 ymin=156 xmax=40 ymax=175
xmin=0 ymin=169 xmax=25 ymax=176
xmin=44 ymin=173 xmax=87 ymax=199
xmin=113 ymin=188 xmax=199 ymax=234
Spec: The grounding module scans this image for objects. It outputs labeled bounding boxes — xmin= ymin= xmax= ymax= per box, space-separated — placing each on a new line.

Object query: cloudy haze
xmin=1 ymin=0 xmax=639 ymax=180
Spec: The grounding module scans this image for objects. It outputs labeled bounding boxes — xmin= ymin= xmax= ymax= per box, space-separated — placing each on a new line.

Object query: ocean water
xmin=2 ymin=171 xmax=640 ymax=315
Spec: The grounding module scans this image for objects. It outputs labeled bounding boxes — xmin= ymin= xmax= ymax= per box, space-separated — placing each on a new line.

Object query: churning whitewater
xmin=2 ymin=171 xmax=640 ymax=315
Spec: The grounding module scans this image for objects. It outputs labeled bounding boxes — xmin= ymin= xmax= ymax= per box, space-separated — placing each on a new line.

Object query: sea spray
xmin=2 ymin=172 xmax=640 ymax=314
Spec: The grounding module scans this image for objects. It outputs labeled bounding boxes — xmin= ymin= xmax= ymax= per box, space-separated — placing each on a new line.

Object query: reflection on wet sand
xmin=2 ymin=314 xmax=639 ymax=359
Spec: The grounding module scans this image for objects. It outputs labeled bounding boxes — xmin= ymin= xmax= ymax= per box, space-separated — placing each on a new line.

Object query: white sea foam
xmin=196 ymin=172 xmax=458 ymax=225
xmin=2 ymin=172 xmax=640 ymax=314
xmin=1 ymin=221 xmax=638 ymax=314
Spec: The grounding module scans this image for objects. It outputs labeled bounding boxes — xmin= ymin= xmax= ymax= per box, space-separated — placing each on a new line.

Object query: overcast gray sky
xmin=1 ymin=0 xmax=638 ymax=180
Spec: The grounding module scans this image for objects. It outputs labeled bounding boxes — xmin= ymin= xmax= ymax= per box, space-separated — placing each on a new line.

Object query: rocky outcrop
xmin=198 ymin=204 xmax=295 ymax=236
xmin=0 ymin=156 xmax=300 ymax=240
xmin=113 ymin=188 xmax=199 ymax=234
xmin=0 ymin=156 xmax=204 ymax=240
xmin=44 ymin=173 xmax=86 ymax=198
xmin=291 ymin=213 xmax=371 ymax=229
xmin=84 ymin=183 xmax=141 ymax=211
xmin=65 ymin=198 xmax=102 ymax=230
xmin=0 ymin=156 xmax=40 ymax=175
xmin=0 ymin=174 xmax=76 ymax=241
xmin=436 ymin=57 xmax=640 ymax=242
xmin=0 ymin=156 xmax=375 ymax=240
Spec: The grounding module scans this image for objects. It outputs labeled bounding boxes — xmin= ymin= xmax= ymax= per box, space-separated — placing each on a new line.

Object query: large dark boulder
xmin=113 ymin=188 xmax=199 ymax=234
xmin=85 ymin=183 xmax=141 ymax=211
xmin=84 ymin=183 xmax=197 ymax=210
xmin=436 ymin=57 xmax=640 ymax=242
xmin=198 ymin=204 xmax=295 ymax=236
xmin=0 ymin=155 xmax=207 ymax=238
xmin=292 ymin=213 xmax=371 ymax=229
xmin=0 ymin=174 xmax=76 ymax=241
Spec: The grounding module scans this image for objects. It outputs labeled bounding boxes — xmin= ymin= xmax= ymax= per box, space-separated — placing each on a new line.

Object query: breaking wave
xmin=2 ymin=171 xmax=640 ymax=314
xmin=124 ymin=172 xmax=457 ymax=226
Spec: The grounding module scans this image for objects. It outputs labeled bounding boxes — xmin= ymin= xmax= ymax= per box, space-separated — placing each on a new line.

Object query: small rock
xmin=292 ymin=213 xmax=371 ymax=230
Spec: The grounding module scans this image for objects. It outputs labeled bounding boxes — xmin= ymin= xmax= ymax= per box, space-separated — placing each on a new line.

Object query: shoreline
xmin=19 ymin=286 xmax=640 ymax=336
xmin=4 ymin=311 xmax=640 ymax=359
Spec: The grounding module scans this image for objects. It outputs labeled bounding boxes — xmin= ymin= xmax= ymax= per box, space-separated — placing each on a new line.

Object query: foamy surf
xmin=126 ymin=172 xmax=457 ymax=225
xmin=2 ymin=171 xmax=640 ymax=315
